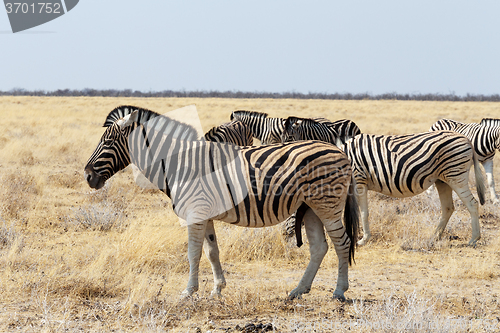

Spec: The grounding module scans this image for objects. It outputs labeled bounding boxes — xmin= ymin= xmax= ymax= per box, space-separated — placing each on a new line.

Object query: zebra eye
xmin=103 ymin=139 xmax=114 ymax=146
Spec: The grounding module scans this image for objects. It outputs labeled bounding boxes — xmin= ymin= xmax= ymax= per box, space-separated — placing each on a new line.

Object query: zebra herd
xmin=84 ymin=105 xmax=499 ymax=301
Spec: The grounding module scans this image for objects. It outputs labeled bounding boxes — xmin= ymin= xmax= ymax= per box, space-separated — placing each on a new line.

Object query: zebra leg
xmin=325 ymin=216 xmax=351 ymax=301
xmin=203 ymin=220 xmax=226 ymax=297
xmin=447 ymin=181 xmax=481 ymax=246
xmin=182 ymin=221 xmax=208 ymax=297
xmin=356 ymin=185 xmax=370 ymax=246
xmin=483 ymin=160 xmax=499 ymax=204
xmin=288 ymin=209 xmax=328 ymax=299
xmin=434 ymin=180 xmax=454 ymax=240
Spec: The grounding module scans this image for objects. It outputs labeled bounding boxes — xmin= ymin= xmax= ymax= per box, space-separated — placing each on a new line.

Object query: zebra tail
xmin=344 ymin=174 xmax=360 ymax=265
xmin=473 ymin=151 xmax=486 ymax=205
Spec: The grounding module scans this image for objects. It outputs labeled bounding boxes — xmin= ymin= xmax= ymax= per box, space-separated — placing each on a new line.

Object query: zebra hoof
xmin=288 ymin=286 xmax=310 ymax=300
xmin=210 ymin=288 xmax=223 ymax=298
xmin=467 ymin=239 xmax=479 ymax=248
xmin=357 ymin=238 xmax=369 ymax=246
xmin=332 ymin=293 xmax=346 ymax=302
xmin=180 ymin=287 xmax=197 ymax=299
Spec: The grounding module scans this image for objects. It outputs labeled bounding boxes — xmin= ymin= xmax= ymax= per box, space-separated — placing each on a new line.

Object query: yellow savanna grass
xmin=0 ymin=96 xmax=498 ymax=331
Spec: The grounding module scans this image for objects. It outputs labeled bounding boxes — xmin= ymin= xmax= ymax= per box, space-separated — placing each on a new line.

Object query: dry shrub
xmin=66 ymin=182 xmax=126 ymax=231
xmin=69 ymin=202 xmax=124 ymax=231
xmin=350 ymin=291 xmax=437 ymax=333
xmin=0 ymin=170 xmax=41 ymax=220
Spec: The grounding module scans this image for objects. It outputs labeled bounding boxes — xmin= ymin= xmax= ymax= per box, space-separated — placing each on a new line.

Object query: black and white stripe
xmin=282 ymin=116 xmax=361 ymax=146
xmin=84 ymin=106 xmax=359 ymax=301
xmin=430 ymin=118 xmax=500 ymax=203
xmin=230 ymin=110 xmax=286 ymax=144
xmin=283 ymin=118 xmax=486 ymax=246
xmin=204 ymin=120 xmax=253 ymax=146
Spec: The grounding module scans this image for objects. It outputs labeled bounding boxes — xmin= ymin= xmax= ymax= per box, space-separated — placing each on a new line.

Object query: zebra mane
xmin=480 ymin=118 xmax=500 ymax=127
xmin=230 ymin=110 xmax=269 ymax=120
xmin=104 ymin=105 xmax=199 ymax=141
xmin=104 ymin=105 xmax=160 ymax=127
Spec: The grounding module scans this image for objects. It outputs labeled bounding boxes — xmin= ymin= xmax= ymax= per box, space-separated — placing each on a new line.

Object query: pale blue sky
xmin=1 ymin=0 xmax=500 ymax=95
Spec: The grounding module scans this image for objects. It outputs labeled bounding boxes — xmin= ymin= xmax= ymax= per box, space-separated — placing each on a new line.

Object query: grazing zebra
xmin=231 ymin=110 xmax=360 ymax=146
xmin=283 ymin=117 xmax=486 ymax=246
xmin=204 ymin=120 xmax=254 ymax=146
xmin=84 ymin=107 xmax=359 ymax=300
xmin=429 ymin=118 xmax=500 ymax=204
xmin=282 ymin=116 xmax=361 ymax=146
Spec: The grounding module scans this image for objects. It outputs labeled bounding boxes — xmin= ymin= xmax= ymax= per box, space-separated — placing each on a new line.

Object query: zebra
xmin=204 ymin=120 xmax=254 ymax=146
xmin=429 ymin=118 xmax=500 ymax=204
xmin=282 ymin=117 xmax=486 ymax=246
xmin=84 ymin=106 xmax=360 ymax=301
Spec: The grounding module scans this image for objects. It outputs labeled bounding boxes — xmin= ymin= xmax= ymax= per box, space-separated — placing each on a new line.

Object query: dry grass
xmin=0 ymin=96 xmax=499 ymax=332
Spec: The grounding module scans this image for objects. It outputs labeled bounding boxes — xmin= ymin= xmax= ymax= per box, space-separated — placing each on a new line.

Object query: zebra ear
xmin=117 ymin=110 xmax=139 ymax=128
xmin=292 ymin=120 xmax=302 ymax=128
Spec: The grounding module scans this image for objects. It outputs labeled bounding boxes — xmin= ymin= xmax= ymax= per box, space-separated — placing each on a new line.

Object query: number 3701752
xmin=5 ymin=3 xmax=62 ymax=14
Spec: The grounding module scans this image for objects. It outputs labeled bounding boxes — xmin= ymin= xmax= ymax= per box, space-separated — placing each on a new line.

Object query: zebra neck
xmin=132 ymin=139 xmax=202 ymax=198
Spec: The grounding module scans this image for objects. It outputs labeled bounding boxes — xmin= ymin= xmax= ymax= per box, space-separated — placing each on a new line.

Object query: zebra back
xmin=430 ymin=118 xmax=500 ymax=160
xmin=230 ymin=110 xmax=285 ymax=144
xmin=204 ymin=120 xmax=254 ymax=146
xmin=429 ymin=118 xmax=463 ymax=132
xmin=480 ymin=118 xmax=500 ymax=127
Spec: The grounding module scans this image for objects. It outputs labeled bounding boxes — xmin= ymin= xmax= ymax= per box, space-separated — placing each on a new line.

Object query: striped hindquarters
xmin=213 ymin=141 xmax=352 ymax=227
xmin=430 ymin=118 xmax=500 ymax=162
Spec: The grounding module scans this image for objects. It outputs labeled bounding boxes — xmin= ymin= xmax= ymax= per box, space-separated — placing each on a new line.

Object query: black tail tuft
xmin=344 ymin=175 xmax=360 ymax=265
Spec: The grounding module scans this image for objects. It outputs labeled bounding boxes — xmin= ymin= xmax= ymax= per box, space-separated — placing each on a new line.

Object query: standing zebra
xmin=429 ymin=118 xmax=500 ymax=204
xmin=84 ymin=107 xmax=359 ymax=301
xmin=282 ymin=118 xmax=486 ymax=246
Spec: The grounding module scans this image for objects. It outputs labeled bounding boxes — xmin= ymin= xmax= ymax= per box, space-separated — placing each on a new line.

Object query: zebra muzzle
xmin=84 ymin=165 xmax=106 ymax=190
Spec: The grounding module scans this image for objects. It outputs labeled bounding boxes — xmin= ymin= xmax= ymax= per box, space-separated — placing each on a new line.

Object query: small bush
xmin=67 ymin=181 xmax=127 ymax=232
xmin=69 ymin=202 xmax=124 ymax=231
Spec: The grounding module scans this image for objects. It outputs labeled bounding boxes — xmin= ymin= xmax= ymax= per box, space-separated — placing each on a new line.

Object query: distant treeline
xmin=1 ymin=88 xmax=500 ymax=102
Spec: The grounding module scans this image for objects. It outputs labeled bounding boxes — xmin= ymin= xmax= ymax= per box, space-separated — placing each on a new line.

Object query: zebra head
xmin=84 ymin=111 xmax=138 ymax=189
xmin=281 ymin=117 xmax=304 ymax=143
